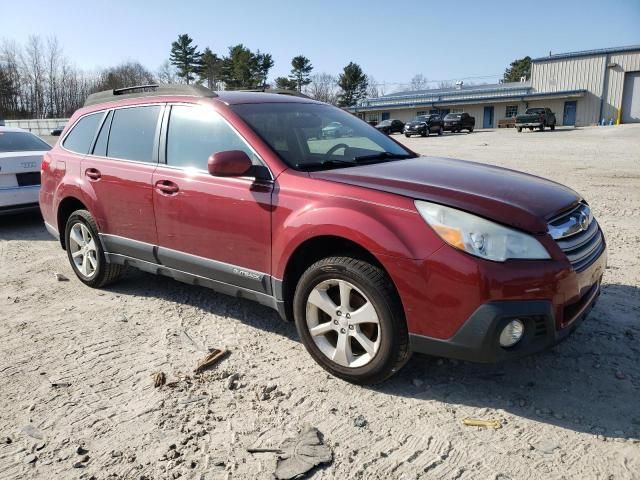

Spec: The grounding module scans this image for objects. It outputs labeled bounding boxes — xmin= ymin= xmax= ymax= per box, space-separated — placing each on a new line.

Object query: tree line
xmin=0 ymin=34 xmax=371 ymax=119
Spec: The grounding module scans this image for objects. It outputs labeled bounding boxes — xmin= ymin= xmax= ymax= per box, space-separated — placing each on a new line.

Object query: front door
xmin=563 ymin=101 xmax=577 ymax=126
xmin=81 ymin=105 xmax=162 ymax=262
xmin=152 ymin=104 xmax=272 ymax=291
xmin=483 ymin=106 xmax=494 ymax=128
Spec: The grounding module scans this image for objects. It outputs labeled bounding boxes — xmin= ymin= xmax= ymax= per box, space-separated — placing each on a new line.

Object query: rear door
xmin=80 ymin=105 xmax=162 ymax=262
xmin=152 ymin=104 xmax=272 ymax=291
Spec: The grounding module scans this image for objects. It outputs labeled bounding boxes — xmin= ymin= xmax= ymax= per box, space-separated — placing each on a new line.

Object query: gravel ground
xmin=1 ymin=125 xmax=639 ymax=480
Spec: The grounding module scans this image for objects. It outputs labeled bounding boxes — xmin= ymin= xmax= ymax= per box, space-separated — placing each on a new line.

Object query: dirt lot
xmin=1 ymin=125 xmax=639 ymax=480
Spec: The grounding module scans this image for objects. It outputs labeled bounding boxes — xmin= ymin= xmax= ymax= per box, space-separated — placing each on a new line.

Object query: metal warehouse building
xmin=351 ymin=45 xmax=640 ymax=128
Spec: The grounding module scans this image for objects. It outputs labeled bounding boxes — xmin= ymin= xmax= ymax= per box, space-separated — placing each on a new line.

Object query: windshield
xmin=377 ymin=120 xmax=391 ymax=126
xmin=445 ymin=114 xmax=461 ymax=120
xmin=525 ymin=108 xmax=545 ymax=114
xmin=231 ymin=103 xmax=415 ymax=171
xmin=0 ymin=131 xmax=51 ymax=153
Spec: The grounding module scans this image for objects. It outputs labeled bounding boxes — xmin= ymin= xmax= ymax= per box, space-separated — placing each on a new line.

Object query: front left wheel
xmin=65 ymin=209 xmax=124 ymax=288
xmin=293 ymin=256 xmax=410 ymax=384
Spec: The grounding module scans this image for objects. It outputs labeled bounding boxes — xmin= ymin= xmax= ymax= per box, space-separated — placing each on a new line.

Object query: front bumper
xmin=516 ymin=122 xmax=542 ymax=128
xmin=409 ymin=279 xmax=601 ymax=362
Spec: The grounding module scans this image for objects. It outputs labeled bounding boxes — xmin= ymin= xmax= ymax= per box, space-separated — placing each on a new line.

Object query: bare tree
xmin=96 ymin=62 xmax=156 ymax=91
xmin=307 ymin=73 xmax=338 ymax=104
xmin=367 ymin=75 xmax=380 ymax=98
xmin=157 ymin=59 xmax=179 ymax=84
xmin=410 ymin=74 xmax=429 ymax=91
xmin=437 ymin=80 xmax=454 ymax=89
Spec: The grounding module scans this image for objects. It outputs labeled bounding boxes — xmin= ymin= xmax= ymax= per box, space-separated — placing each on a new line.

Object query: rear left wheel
xmin=65 ymin=210 xmax=124 ymax=288
xmin=293 ymin=256 xmax=410 ymax=384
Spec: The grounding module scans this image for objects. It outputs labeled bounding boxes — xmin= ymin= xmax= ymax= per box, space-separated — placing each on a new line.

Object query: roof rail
xmin=84 ymin=84 xmax=217 ymax=107
xmin=239 ymin=88 xmax=311 ymax=99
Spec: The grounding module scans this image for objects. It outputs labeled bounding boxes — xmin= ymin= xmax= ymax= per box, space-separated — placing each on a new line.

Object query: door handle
xmin=155 ymin=180 xmax=179 ymax=195
xmin=85 ymin=168 xmax=101 ymax=180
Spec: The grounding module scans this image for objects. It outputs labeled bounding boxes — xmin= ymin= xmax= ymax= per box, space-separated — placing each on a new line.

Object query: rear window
xmin=0 ymin=131 xmax=51 ymax=153
xmin=107 ymin=106 xmax=161 ymax=162
xmin=63 ymin=113 xmax=103 ymax=154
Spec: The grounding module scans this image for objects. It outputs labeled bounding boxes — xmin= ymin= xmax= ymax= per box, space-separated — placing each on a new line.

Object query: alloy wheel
xmin=305 ymin=279 xmax=381 ymax=368
xmin=68 ymin=222 xmax=98 ymax=278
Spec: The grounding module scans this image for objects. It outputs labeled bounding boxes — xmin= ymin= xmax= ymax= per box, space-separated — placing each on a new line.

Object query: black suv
xmin=375 ymin=119 xmax=404 ymax=135
xmin=443 ymin=113 xmax=475 ymax=133
xmin=404 ymin=115 xmax=443 ymax=137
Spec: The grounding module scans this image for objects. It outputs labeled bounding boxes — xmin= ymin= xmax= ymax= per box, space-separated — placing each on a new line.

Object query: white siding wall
xmin=604 ymin=52 xmax=640 ymax=122
xmin=531 ymin=55 xmax=606 ymax=126
xmin=531 ymin=50 xmax=640 ymax=125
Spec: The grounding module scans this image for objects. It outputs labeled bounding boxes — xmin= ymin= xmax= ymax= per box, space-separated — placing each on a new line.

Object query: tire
xmin=468 ymin=127 xmax=473 ymax=133
xmin=539 ymin=124 xmax=545 ymax=131
xmin=65 ymin=209 xmax=124 ymax=288
xmin=517 ymin=127 xmax=522 ymax=132
xmin=438 ymin=126 xmax=443 ymax=136
xmin=529 ymin=127 xmax=534 ymax=131
xmin=421 ymin=129 xmax=428 ymax=137
xmin=405 ymin=133 xmax=410 ymax=138
xmin=293 ymin=256 xmax=411 ymax=384
xmin=550 ymin=123 xmax=555 ymax=131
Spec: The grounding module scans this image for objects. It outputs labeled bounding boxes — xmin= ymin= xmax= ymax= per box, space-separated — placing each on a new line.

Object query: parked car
xmin=443 ymin=113 xmax=475 ymax=133
xmin=404 ymin=114 xmax=443 ymax=137
xmin=40 ymin=85 xmax=606 ymax=384
xmin=321 ymin=121 xmax=353 ymax=138
xmin=375 ymin=119 xmax=404 ymax=135
xmin=0 ymin=127 xmax=51 ymax=215
xmin=50 ymin=126 xmax=66 ymax=136
xmin=515 ymin=108 xmax=556 ymax=132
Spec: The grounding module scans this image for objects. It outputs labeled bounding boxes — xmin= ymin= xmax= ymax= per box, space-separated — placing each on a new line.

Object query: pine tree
xmin=200 ymin=47 xmax=223 ymax=90
xmin=337 ymin=62 xmax=368 ymax=107
xmin=170 ymin=34 xmax=202 ymax=85
xmin=503 ymin=56 xmax=532 ymax=82
xmin=255 ymin=52 xmax=274 ymax=90
xmin=288 ymin=55 xmax=313 ymax=92
xmin=274 ymin=77 xmax=298 ymax=90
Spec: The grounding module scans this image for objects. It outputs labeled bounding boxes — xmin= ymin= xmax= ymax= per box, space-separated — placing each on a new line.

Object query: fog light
xmin=499 ymin=319 xmax=524 ymax=347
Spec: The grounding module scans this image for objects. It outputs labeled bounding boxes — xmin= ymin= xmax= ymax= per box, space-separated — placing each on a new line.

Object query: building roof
xmin=352 ymin=81 xmax=533 ymax=110
xmin=532 ymin=44 xmax=640 ymax=62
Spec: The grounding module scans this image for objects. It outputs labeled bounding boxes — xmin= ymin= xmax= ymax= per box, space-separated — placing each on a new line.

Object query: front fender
xmin=272 ymin=193 xmax=444 ymax=279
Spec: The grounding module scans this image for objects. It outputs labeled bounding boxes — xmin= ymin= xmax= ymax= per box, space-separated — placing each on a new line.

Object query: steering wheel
xmin=323 ymin=143 xmax=349 ymax=162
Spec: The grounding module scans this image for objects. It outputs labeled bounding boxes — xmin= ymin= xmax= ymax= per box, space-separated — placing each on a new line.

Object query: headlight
xmin=415 ymin=200 xmax=550 ymax=262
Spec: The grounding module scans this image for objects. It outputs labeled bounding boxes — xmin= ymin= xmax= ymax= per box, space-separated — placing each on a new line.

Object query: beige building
xmin=350 ymin=45 xmax=640 ymax=127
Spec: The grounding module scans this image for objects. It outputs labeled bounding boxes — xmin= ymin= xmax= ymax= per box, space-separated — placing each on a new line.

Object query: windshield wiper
xmin=298 ymin=158 xmax=357 ymax=170
xmin=353 ymin=152 xmax=414 ymax=163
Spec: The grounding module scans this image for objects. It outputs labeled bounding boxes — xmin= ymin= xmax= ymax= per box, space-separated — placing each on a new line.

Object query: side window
xmin=107 ymin=106 xmax=161 ymax=162
xmin=166 ymin=105 xmax=259 ymax=170
xmin=63 ymin=112 xmax=104 ymax=154
xmin=92 ymin=110 xmax=113 ymax=157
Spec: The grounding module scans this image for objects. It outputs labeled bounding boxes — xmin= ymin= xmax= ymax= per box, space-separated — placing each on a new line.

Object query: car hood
xmin=406 ymin=121 xmax=426 ymax=127
xmin=310 ymin=156 xmax=582 ymax=233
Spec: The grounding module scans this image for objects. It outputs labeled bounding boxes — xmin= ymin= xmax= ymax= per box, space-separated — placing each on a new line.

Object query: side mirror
xmin=207 ymin=150 xmax=253 ymax=177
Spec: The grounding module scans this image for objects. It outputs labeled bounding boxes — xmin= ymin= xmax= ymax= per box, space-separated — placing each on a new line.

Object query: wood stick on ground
xmin=194 ymin=348 xmax=229 ymax=374
xmin=462 ymin=418 xmax=502 ymax=429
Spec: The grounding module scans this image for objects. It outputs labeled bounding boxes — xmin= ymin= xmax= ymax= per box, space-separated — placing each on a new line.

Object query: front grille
xmin=549 ymin=203 xmax=604 ymax=272
xmin=16 ymin=172 xmax=41 ymax=187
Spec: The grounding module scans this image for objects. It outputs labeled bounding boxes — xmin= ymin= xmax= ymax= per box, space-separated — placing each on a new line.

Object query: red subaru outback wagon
xmin=40 ymin=85 xmax=606 ymax=384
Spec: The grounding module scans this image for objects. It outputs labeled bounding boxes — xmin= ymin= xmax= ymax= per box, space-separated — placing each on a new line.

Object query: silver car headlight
xmin=415 ymin=200 xmax=550 ymax=262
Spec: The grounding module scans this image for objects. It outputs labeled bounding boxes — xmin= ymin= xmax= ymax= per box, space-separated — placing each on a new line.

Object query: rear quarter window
xmin=107 ymin=106 xmax=161 ymax=162
xmin=63 ymin=113 xmax=104 ymax=154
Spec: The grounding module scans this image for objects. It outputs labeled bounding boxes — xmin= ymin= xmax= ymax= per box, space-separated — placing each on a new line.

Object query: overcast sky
xmin=2 ymin=0 xmax=639 ymax=88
